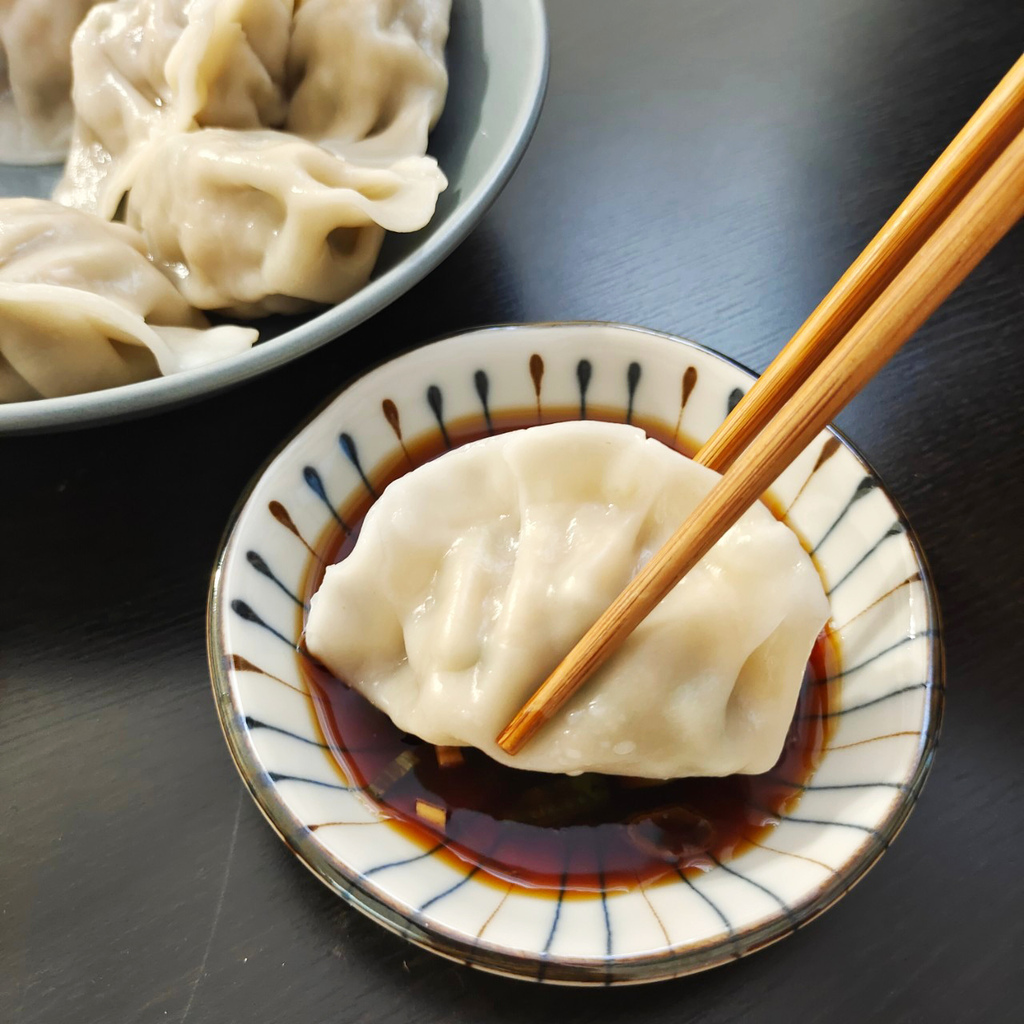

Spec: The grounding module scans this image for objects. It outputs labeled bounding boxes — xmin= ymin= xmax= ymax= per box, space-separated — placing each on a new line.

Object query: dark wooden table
xmin=3 ymin=1 xmax=1023 ymax=1020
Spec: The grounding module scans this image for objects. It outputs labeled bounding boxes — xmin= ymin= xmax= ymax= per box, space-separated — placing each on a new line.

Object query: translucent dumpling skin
xmin=305 ymin=422 xmax=831 ymax=779
xmin=54 ymin=0 xmax=450 ymax=316
xmin=54 ymin=0 xmax=294 ymax=216
xmin=124 ymin=128 xmax=446 ymax=316
xmin=0 ymin=198 xmax=256 ymax=401
xmin=0 ymin=0 xmax=100 ymax=164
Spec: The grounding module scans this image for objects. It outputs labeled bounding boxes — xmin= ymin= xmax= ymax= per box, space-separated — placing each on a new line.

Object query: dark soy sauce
xmin=299 ymin=407 xmax=838 ymax=895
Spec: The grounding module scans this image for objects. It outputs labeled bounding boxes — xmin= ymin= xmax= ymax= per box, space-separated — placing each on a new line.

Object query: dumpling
xmin=287 ymin=0 xmax=450 ymax=160
xmin=56 ymin=0 xmax=450 ymax=217
xmin=124 ymin=128 xmax=446 ymax=316
xmin=305 ymin=422 xmax=831 ymax=780
xmin=55 ymin=0 xmax=293 ymax=216
xmin=0 ymin=0 xmax=100 ymax=164
xmin=58 ymin=0 xmax=450 ymax=315
xmin=0 ymin=198 xmax=257 ymax=401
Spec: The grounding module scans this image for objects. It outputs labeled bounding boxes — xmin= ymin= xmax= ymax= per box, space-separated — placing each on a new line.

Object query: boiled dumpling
xmin=0 ymin=0 xmax=101 ymax=164
xmin=55 ymin=0 xmax=450 ymax=317
xmin=56 ymin=0 xmax=450 ymax=217
xmin=287 ymin=0 xmax=450 ymax=161
xmin=124 ymin=128 xmax=446 ymax=316
xmin=55 ymin=0 xmax=293 ymax=216
xmin=0 ymin=198 xmax=257 ymax=401
xmin=305 ymin=422 xmax=831 ymax=780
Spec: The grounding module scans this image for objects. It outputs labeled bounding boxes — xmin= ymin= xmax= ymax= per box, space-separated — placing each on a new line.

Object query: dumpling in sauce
xmin=0 ymin=198 xmax=256 ymax=401
xmin=305 ymin=421 xmax=831 ymax=779
xmin=0 ymin=0 xmax=101 ymax=164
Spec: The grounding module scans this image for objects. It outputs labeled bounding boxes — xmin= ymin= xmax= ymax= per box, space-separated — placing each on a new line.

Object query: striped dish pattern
xmin=208 ymin=323 xmax=943 ymax=984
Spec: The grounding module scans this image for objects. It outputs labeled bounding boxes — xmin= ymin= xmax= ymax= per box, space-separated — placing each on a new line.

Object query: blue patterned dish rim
xmin=208 ymin=322 xmax=944 ymax=985
xmin=0 ymin=0 xmax=549 ymax=433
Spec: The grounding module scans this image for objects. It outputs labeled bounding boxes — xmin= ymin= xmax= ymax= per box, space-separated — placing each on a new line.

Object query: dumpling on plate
xmin=54 ymin=0 xmax=451 ymax=317
xmin=124 ymin=128 xmax=446 ymax=316
xmin=55 ymin=0 xmax=293 ymax=216
xmin=0 ymin=0 xmax=101 ymax=164
xmin=56 ymin=0 xmax=451 ymax=218
xmin=287 ymin=0 xmax=450 ymax=160
xmin=305 ymin=421 xmax=831 ymax=780
xmin=0 ymin=198 xmax=257 ymax=402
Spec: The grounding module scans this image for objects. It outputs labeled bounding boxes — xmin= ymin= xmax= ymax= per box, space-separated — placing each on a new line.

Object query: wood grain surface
xmin=2 ymin=1 xmax=1022 ymax=1021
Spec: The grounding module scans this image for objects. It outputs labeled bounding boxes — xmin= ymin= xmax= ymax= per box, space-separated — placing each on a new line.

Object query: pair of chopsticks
xmin=496 ymin=54 xmax=1024 ymax=756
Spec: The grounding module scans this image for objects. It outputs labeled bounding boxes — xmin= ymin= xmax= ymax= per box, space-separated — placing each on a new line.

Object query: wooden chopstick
xmin=695 ymin=53 xmax=1024 ymax=474
xmin=496 ymin=126 xmax=1024 ymax=756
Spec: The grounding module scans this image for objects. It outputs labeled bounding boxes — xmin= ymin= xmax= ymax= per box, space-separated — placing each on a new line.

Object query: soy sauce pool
xmin=299 ymin=406 xmax=838 ymax=894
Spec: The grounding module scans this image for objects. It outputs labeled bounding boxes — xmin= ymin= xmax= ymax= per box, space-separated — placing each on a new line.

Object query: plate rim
xmin=206 ymin=320 xmax=945 ymax=985
xmin=0 ymin=0 xmax=550 ymax=435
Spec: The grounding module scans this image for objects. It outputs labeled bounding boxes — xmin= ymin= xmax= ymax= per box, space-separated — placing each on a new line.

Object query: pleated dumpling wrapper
xmin=54 ymin=0 xmax=449 ymax=316
xmin=305 ymin=422 xmax=831 ymax=779
xmin=55 ymin=0 xmax=294 ymax=217
xmin=0 ymin=198 xmax=257 ymax=402
xmin=286 ymin=0 xmax=450 ymax=160
xmin=0 ymin=0 xmax=100 ymax=164
xmin=124 ymin=128 xmax=448 ymax=316
xmin=55 ymin=0 xmax=450 ymax=215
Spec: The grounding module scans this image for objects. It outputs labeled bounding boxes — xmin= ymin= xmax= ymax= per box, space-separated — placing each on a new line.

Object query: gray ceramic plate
xmin=0 ymin=0 xmax=548 ymax=434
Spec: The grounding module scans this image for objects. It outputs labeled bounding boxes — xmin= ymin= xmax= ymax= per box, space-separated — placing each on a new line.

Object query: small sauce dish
xmin=208 ymin=322 xmax=942 ymax=984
